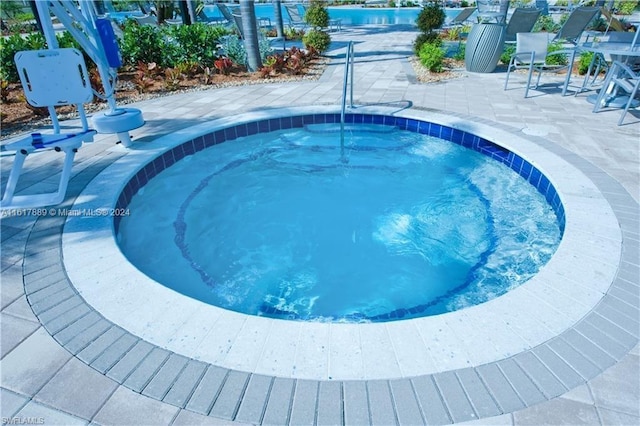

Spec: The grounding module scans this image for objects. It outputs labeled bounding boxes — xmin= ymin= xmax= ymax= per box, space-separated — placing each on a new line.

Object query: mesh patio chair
xmin=194 ymin=6 xmax=227 ymax=25
xmin=504 ymin=7 xmax=542 ymax=43
xmin=218 ymin=3 xmax=271 ymax=29
xmin=552 ymin=6 xmax=601 ymax=45
xmin=132 ymin=14 xmax=159 ymax=26
xmin=476 ymin=0 xmax=510 ymax=23
xmin=216 ymin=3 xmax=237 ymax=21
xmin=504 ymin=32 xmax=578 ymax=97
xmin=284 ymin=4 xmax=308 ymax=30
xmin=442 ymin=7 xmax=476 ymax=29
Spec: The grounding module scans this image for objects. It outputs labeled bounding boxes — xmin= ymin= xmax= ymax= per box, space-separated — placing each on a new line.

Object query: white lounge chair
xmin=1 ymin=48 xmax=96 ymax=209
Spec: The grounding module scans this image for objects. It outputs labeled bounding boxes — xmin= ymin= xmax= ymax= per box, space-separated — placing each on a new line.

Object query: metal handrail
xmin=340 ymin=41 xmax=355 ymax=162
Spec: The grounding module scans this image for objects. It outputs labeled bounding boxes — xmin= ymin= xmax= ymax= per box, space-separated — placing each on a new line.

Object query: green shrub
xmin=413 ymin=31 xmax=441 ymax=55
xmin=303 ymin=29 xmax=331 ymax=53
xmin=500 ymin=44 xmax=515 ymax=65
xmin=442 ymin=26 xmax=462 ymax=41
xmin=416 ymin=3 xmax=446 ymax=33
xmin=533 ymin=15 xmax=559 ymax=32
xmin=284 ymin=27 xmax=305 ymax=40
xmin=0 ymin=35 xmax=28 ymax=82
xmin=119 ymin=19 xmax=167 ymax=66
xmin=23 ymin=32 xmax=47 ymax=50
xmin=258 ymin=37 xmax=274 ymax=62
xmin=578 ymin=51 xmax=595 ymax=75
xmin=545 ymin=42 xmax=569 ymax=66
xmin=167 ymin=23 xmax=228 ymax=67
xmin=305 ymin=1 xmax=330 ymax=28
xmin=0 ymin=33 xmax=46 ymax=82
xmin=419 ymin=42 xmax=445 ymax=72
xmin=615 ymin=0 xmax=638 ymax=15
xmin=56 ymin=31 xmax=80 ymax=49
xmin=219 ymin=34 xmax=274 ymax=66
xmin=221 ymin=34 xmax=247 ymax=66
xmin=301 ymin=1 xmax=331 ymax=54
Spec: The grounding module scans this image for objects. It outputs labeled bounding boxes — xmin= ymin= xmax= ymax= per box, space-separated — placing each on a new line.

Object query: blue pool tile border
xmin=114 ymin=114 xmax=566 ymax=233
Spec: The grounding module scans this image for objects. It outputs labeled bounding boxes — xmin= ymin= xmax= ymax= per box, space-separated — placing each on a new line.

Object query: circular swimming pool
xmin=62 ymin=105 xmax=620 ymax=378
xmin=114 ymin=111 xmax=563 ymax=322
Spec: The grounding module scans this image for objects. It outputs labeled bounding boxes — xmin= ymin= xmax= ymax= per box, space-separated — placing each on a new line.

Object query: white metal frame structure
xmin=1 ymin=48 xmax=97 ymax=209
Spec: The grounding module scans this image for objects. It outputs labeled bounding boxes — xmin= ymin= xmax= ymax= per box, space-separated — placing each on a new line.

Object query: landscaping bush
xmin=221 ymin=34 xmax=247 ymax=66
xmin=413 ymin=31 xmax=441 ymax=55
xmin=545 ymin=41 xmax=569 ymax=66
xmin=0 ymin=32 xmax=46 ymax=82
xmin=305 ymin=1 xmax=330 ymax=28
xmin=615 ymin=0 xmax=638 ymax=15
xmin=119 ymin=20 xmax=168 ymax=67
xmin=416 ymin=3 xmax=446 ymax=33
xmin=414 ymin=3 xmax=445 ymax=55
xmin=220 ymin=34 xmax=277 ymax=66
xmin=578 ymin=51 xmax=596 ymax=75
xmin=533 ymin=15 xmax=559 ymax=32
xmin=167 ymin=23 xmax=228 ymax=67
xmin=500 ymin=44 xmax=515 ymax=65
xmin=119 ymin=21 xmax=230 ymax=69
xmin=303 ymin=1 xmax=331 ymax=53
xmin=303 ymin=29 xmax=331 ymax=53
xmin=418 ymin=41 xmax=445 ymax=72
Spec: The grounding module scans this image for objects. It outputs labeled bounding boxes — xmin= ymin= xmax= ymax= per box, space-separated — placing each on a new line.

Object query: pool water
xmin=203 ymin=6 xmax=461 ymax=26
xmin=117 ymin=124 xmax=561 ymax=322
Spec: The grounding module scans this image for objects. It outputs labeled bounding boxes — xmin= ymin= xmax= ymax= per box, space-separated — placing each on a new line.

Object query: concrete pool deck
xmin=1 ymin=24 xmax=638 ymax=425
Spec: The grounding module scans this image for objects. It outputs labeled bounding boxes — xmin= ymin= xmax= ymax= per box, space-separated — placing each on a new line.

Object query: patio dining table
xmin=579 ymin=37 xmax=640 ymax=109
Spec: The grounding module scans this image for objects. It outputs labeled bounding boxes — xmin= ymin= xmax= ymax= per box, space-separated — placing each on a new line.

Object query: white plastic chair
xmin=1 ymin=48 xmax=96 ymax=209
xmin=504 ymin=32 xmax=577 ymax=97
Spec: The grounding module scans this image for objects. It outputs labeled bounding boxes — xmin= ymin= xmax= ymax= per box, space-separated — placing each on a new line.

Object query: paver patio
xmin=1 ymin=24 xmax=638 ymax=425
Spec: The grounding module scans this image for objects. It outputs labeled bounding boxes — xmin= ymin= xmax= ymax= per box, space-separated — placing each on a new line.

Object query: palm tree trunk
xmin=273 ymin=0 xmax=284 ymax=39
xmin=240 ymin=0 xmax=261 ymax=71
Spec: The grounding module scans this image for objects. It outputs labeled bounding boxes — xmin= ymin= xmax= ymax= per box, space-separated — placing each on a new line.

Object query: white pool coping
xmin=62 ymin=105 xmax=621 ymax=380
